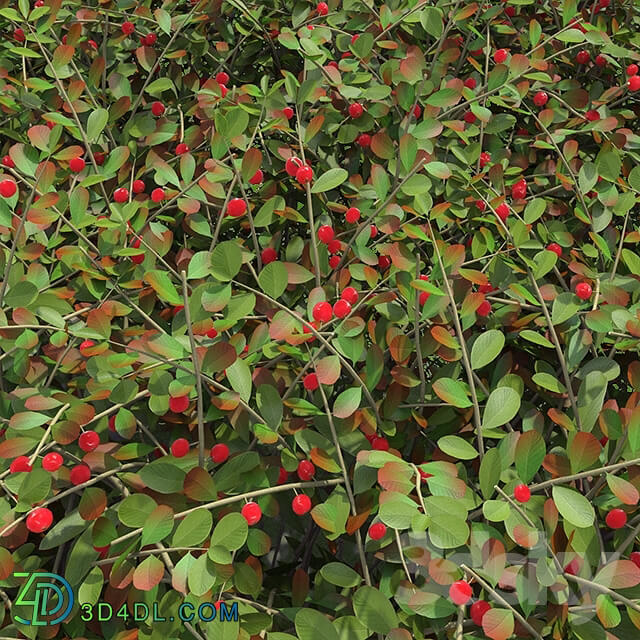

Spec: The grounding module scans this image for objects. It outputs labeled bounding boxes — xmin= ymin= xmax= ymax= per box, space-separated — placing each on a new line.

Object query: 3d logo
xmin=13 ymin=572 xmax=74 ymax=626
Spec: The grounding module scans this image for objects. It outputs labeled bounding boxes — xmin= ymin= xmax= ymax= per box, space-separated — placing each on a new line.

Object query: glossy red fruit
xmin=10 ymin=456 xmax=32 ymax=473
xmin=215 ymin=71 xmax=229 ymax=85
xmin=547 ymin=243 xmax=562 ymax=257
xmin=328 ymin=239 xmax=341 ymax=253
xmin=357 ymin=133 xmax=371 ymax=147
xmin=283 ymin=106 xmax=294 ymax=119
xmin=26 ymin=507 xmax=53 ymax=533
xmin=249 ymin=169 xmax=263 ymax=185
xmin=69 ymin=157 xmax=85 ymax=173
xmin=1 ymin=155 xmax=14 ymax=168
xmin=131 ymin=238 xmax=144 ymax=264
xmin=70 ymin=464 xmax=91 ymax=485
xmin=151 ymin=187 xmax=165 ymax=203
xmin=628 ymin=76 xmax=640 ymax=91
xmin=285 ymin=156 xmax=303 ymax=176
xmin=143 ymin=33 xmax=157 ymax=46
xmin=94 ymin=152 xmax=105 ymax=165
xmin=79 ymin=340 xmax=95 ymax=353
xmin=630 ymin=552 xmax=640 ymax=569
xmin=494 ymin=48 xmax=508 ymax=63
xmin=495 ymin=203 xmax=509 ymax=221
xmin=369 ymin=224 xmax=378 ymax=238
xmin=206 ymin=327 xmax=218 ymax=339
xmin=479 ymin=152 xmax=491 ymax=168
xmin=464 ymin=77 xmax=477 ymax=89
xmin=606 ymin=508 xmax=627 ymax=529
xmin=79 ymin=430 xmax=100 ymax=452
xmin=345 ymin=207 xmax=360 ymax=223
xmin=169 ymin=395 xmax=190 ymax=413
xmin=175 ymin=143 xmax=189 ymax=155
xmin=14 ymin=28 xmax=25 ymax=42
xmin=227 ymin=198 xmax=247 ymax=217
xmin=0 ymin=179 xmax=17 ymax=198
xmin=463 ymin=111 xmax=476 ymax=124
xmin=132 ymin=179 xmax=145 ymax=193
xmin=349 ymin=103 xmax=364 ymax=118
xmin=477 ymin=300 xmax=492 ymax=317
xmin=211 ymin=443 xmax=229 ymax=463
xmin=419 ymin=291 xmax=430 ymax=305
xmin=313 ymin=301 xmax=333 ymax=323
xmin=585 ymin=110 xmax=600 ymax=121
xmin=368 ymin=522 xmax=387 ymax=540
xmin=316 ymin=1 xmax=329 ymax=15
xmin=297 ymin=460 xmax=315 ymax=481
xmin=303 ymin=373 xmax=319 ymax=391
xmin=576 ymin=50 xmax=590 ymax=64
xmin=512 ymin=179 xmax=527 ymax=199
xmin=514 ymin=484 xmax=531 ymax=503
xmin=261 ymin=247 xmax=277 ymax=264
xmin=151 ymin=101 xmax=165 ymax=116
xmin=241 ymin=501 xmax=262 ymax=525
xmin=171 ymin=438 xmax=190 ymax=457
xmin=292 ymin=494 xmax=312 ymax=515
xmin=471 ymin=600 xmax=491 ymax=626
xmin=533 ymin=91 xmax=548 ymax=107
xmin=317 ymin=225 xmax=334 ymax=244
xmin=277 ymin=467 xmax=288 ymax=485
xmin=333 ymin=299 xmax=351 ymax=318
xmin=372 ymin=436 xmax=389 ymax=451
xmin=121 ymin=21 xmax=135 ymax=35
xmin=42 ymin=452 xmax=63 ymax=472
xmin=329 ymin=255 xmax=340 ymax=268
xmin=476 ymin=199 xmax=486 ymax=211
xmin=595 ymin=54 xmax=607 ymax=67
xmin=576 ymin=282 xmax=592 ymax=300
xmin=341 ymin=286 xmax=358 ymax=305
xmin=627 ymin=64 xmax=639 ymax=76
xmin=113 ymin=187 xmax=129 ymax=203
xmin=449 ymin=580 xmax=472 ymax=605
xmin=413 ymin=104 xmax=422 ymax=118
xmin=296 ymin=165 xmax=313 ymax=184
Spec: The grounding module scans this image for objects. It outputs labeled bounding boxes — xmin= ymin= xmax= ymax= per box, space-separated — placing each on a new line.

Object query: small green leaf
xmin=482 ymin=387 xmax=521 ymax=430
xmin=311 ymin=168 xmax=348 ymax=193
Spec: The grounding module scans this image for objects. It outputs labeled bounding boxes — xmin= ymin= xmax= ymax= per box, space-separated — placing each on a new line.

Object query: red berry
xmin=151 ymin=187 xmax=165 ymax=203
xmin=495 ymin=203 xmax=509 ymax=221
xmin=206 ymin=327 xmax=218 ymax=339
xmin=171 ymin=438 xmax=190 ymax=457
xmin=370 ymin=224 xmax=378 ymax=238
xmin=249 ymin=169 xmax=263 ymax=185
xmin=94 ymin=152 xmax=105 ymax=165
xmin=14 ymin=28 xmax=25 ymax=42
xmin=464 ymin=111 xmax=477 ymax=124
xmin=449 ymin=580 xmax=472 ymax=605
xmin=477 ymin=300 xmax=492 ymax=317
xmin=419 ymin=291 xmax=430 ymax=305
xmin=494 ymin=49 xmax=508 ymax=63
xmin=372 ymin=436 xmax=389 ymax=451
xmin=349 ymin=103 xmax=364 ymax=118
xmin=329 ymin=255 xmax=340 ymax=268
xmin=606 ymin=508 xmax=627 ymax=529
xmin=317 ymin=225 xmax=335 ymax=244
xmin=368 ymin=522 xmax=387 ymax=540
xmin=1 ymin=155 xmax=14 ymax=168
xmin=470 ymin=600 xmax=491 ymax=626
xmin=505 ymin=6 xmax=515 ymax=16
xmin=211 ymin=443 xmax=229 ymax=463
xmin=378 ymin=255 xmax=391 ymax=270
xmin=464 ymin=77 xmax=477 ymax=89
xmin=345 ymin=207 xmax=360 ymax=223
xmin=121 ymin=21 xmax=135 ymax=35
xmin=132 ymin=179 xmax=145 ymax=193
xmin=215 ymin=71 xmax=229 ymax=85
xmin=283 ymin=107 xmax=294 ymax=120
xmin=547 ymin=243 xmax=562 ymax=257
xmin=357 ymin=133 xmax=371 ymax=147
xmin=113 ymin=187 xmax=128 ymax=203
xmin=261 ymin=247 xmax=277 ymax=264
xmin=26 ymin=507 xmax=53 ymax=533
xmin=296 ymin=165 xmax=313 ymax=185
xmin=79 ymin=339 xmax=95 ymax=353
xmin=576 ymin=50 xmax=590 ymax=64
xmin=69 ymin=464 xmax=91 ymax=485
xmin=67 ymin=156 xmax=85 ymax=173
xmin=0 ymin=179 xmax=17 ymax=198
xmin=341 ymin=286 xmax=358 ymax=305
xmin=533 ymin=91 xmax=548 ymax=107
xmin=78 ymin=430 xmax=100 ymax=452
xmin=327 ymin=239 xmax=341 ymax=254
xmin=627 ymin=76 xmax=640 ymax=91
xmin=10 ymin=456 xmax=32 ymax=473
xmin=143 ymin=33 xmax=157 ymax=46
xmin=630 ymin=552 xmax=640 ymax=569
xmin=479 ymin=152 xmax=491 ymax=168
xmin=277 ymin=467 xmax=288 ymax=484
xmin=626 ymin=64 xmax=639 ymax=76
xmin=514 ymin=484 xmax=531 ymax=503
xmin=512 ymin=179 xmax=527 ymax=199
xmin=413 ymin=104 xmax=422 ymax=118
xmin=297 ymin=460 xmax=315 ymax=481
xmin=292 ymin=494 xmax=312 ymax=515
xmin=227 ymin=198 xmax=247 ymax=217
xmin=575 ymin=282 xmax=592 ymax=300
xmin=169 ymin=395 xmax=190 ymax=413
xmin=176 ymin=143 xmax=189 ymax=155
xmin=42 ymin=452 xmax=63 ymax=472
xmin=419 ymin=469 xmax=433 ymax=482
xmin=241 ymin=501 xmax=262 ymax=525
xmin=595 ymin=54 xmax=607 ymax=67
xmin=285 ymin=156 xmax=303 ymax=176
xmin=151 ymin=101 xmax=165 ymax=116
xmin=476 ymin=199 xmax=486 ymax=212
xmin=303 ymin=373 xmax=319 ymax=391
xmin=333 ymin=299 xmax=351 ymax=318
xmin=316 ymin=1 xmax=329 ymax=15
xmin=312 ymin=301 xmax=332 ymax=323
xmin=585 ymin=110 xmax=600 ymax=121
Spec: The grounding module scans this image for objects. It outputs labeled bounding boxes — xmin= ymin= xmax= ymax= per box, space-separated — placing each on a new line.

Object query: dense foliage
xmin=1 ymin=0 xmax=640 ymax=638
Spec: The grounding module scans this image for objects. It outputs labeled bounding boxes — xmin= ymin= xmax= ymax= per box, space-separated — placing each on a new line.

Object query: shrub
xmin=1 ymin=0 xmax=640 ymax=638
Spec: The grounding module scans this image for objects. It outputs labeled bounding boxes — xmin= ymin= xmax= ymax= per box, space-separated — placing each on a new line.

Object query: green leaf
xmin=552 ymin=485 xmax=595 ymax=528
xmin=432 ymin=377 xmax=471 ymax=408
xmin=295 ymin=609 xmax=339 ymax=640
xmin=211 ymin=241 xmax=242 ymax=282
xmin=333 ymin=387 xmax=362 ymax=419
xmin=311 ymin=168 xmax=348 ymax=193
xmin=144 ymin=270 xmax=182 ymax=305
xmin=438 ymin=435 xmax=478 ymax=460
xmin=187 ymin=252 xmax=212 ymax=279
xmin=319 ymin=563 xmax=362 ymax=588
xmin=552 ymin=292 xmax=581 ymax=325
xmin=119 ymin=494 xmax=157 ymax=527
xmin=139 ymin=461 xmax=186 ymax=494
xmin=141 ymin=505 xmax=174 ymax=546
xmin=577 ymin=371 xmax=607 ymax=432
xmin=352 ymin=586 xmax=399 ymax=633
xmin=226 ymin=357 xmax=252 ymax=402
xmin=425 ymin=161 xmax=451 ymax=179
xmin=172 ymin=509 xmax=212 ymax=547
xmin=86 ymin=108 xmax=109 ymax=142
xmin=258 ymin=261 xmax=288 ymax=299
xmin=471 ymin=330 xmax=505 ymax=370
xmin=256 ymin=384 xmax=283 ymax=429
xmin=515 ymin=431 xmax=545 ymax=484
xmin=482 ymin=387 xmax=521 ymax=430
xmin=533 ymin=373 xmax=567 ymax=394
